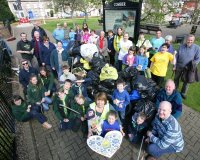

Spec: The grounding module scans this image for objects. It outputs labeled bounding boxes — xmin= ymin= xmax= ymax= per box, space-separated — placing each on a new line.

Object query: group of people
xmin=11 ymin=21 xmax=200 ymax=160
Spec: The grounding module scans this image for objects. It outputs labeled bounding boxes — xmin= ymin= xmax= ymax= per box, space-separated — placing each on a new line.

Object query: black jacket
xmin=31 ymin=26 xmax=47 ymax=40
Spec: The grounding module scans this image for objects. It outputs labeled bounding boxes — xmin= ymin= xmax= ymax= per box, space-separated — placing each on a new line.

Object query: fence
xmin=0 ymin=40 xmax=15 ymax=160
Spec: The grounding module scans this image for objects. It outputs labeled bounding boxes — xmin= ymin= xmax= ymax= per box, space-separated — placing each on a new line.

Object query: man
xmin=174 ymin=34 xmax=200 ymax=99
xmin=150 ymin=29 xmax=165 ymax=52
xmin=31 ymin=31 xmax=43 ymax=66
xmin=19 ymin=59 xmax=38 ymax=96
xmin=16 ymin=33 xmax=38 ymax=68
xmin=146 ymin=101 xmax=184 ymax=160
xmin=63 ymin=22 xmax=70 ymax=41
xmin=52 ymin=23 xmax=64 ymax=43
xmin=31 ymin=21 xmax=47 ymax=40
xmin=155 ymin=79 xmax=182 ymax=119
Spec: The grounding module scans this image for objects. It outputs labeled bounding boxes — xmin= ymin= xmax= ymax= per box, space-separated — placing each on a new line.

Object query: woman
xmin=40 ymin=36 xmax=56 ymax=71
xmin=27 ymin=74 xmax=52 ymax=111
xmin=150 ymin=43 xmax=174 ymax=86
xmin=11 ymin=95 xmax=52 ymax=129
xmin=75 ymin=25 xmax=82 ymax=44
xmin=88 ymin=29 xmax=99 ymax=44
xmin=50 ymin=41 xmax=69 ymax=78
xmin=136 ymin=32 xmax=152 ymax=51
xmin=82 ymin=23 xmax=90 ymax=33
xmin=38 ymin=66 xmax=56 ymax=95
xmin=114 ymin=27 xmax=123 ymax=69
xmin=88 ymin=92 xmax=120 ymax=137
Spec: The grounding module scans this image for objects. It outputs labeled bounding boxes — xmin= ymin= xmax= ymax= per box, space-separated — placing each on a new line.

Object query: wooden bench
xmin=140 ymin=24 xmax=161 ymax=34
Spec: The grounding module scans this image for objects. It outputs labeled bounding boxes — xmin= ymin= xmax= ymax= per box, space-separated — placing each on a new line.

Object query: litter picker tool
xmin=59 ymin=104 xmax=80 ymax=115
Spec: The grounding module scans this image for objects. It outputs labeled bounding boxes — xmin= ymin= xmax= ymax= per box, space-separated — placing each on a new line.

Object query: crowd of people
xmin=10 ymin=21 xmax=200 ymax=160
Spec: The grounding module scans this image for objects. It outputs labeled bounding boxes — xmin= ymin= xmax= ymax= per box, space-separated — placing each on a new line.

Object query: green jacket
xmin=27 ymin=83 xmax=45 ymax=104
xmin=69 ymin=100 xmax=90 ymax=118
xmin=11 ymin=102 xmax=29 ymax=122
xmin=38 ymin=72 xmax=55 ymax=91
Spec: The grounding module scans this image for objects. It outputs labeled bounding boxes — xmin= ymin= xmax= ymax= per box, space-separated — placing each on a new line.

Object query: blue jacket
xmin=155 ymin=88 xmax=182 ymax=115
xmin=135 ymin=55 xmax=148 ymax=71
xmin=101 ymin=120 xmax=120 ymax=137
xmin=107 ymin=36 xmax=114 ymax=51
xmin=40 ymin=42 xmax=56 ymax=65
xmin=52 ymin=29 xmax=64 ymax=41
xmin=50 ymin=49 xmax=69 ymax=71
xmin=19 ymin=67 xmax=38 ymax=88
xmin=112 ymin=89 xmax=130 ymax=111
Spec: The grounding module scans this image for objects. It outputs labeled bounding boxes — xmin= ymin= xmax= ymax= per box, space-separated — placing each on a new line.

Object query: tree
xmin=190 ymin=0 xmax=200 ymax=24
xmin=141 ymin=0 xmax=175 ymax=24
xmin=0 ymin=0 xmax=15 ymax=21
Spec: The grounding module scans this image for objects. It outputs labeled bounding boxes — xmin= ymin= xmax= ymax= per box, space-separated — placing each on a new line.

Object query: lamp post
xmin=38 ymin=0 xmax=46 ymax=24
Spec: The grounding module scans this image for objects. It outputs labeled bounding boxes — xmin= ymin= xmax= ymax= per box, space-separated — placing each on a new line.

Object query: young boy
xmin=53 ymin=87 xmax=72 ymax=131
xmin=69 ymin=94 xmax=90 ymax=134
xmin=71 ymin=76 xmax=92 ymax=102
xmin=69 ymin=28 xmax=76 ymax=41
xmin=101 ymin=110 xmax=124 ymax=137
xmin=112 ymin=80 xmax=130 ymax=123
xmin=87 ymin=109 xmax=103 ymax=137
xmin=59 ymin=65 xmax=77 ymax=82
xmin=128 ymin=112 xmax=147 ymax=143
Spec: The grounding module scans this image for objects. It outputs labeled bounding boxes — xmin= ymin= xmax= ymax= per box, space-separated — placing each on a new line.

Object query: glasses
xmin=22 ymin=62 xmax=28 ymax=65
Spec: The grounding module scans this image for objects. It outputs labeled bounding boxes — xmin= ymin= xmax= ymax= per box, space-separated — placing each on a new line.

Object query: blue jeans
xmin=42 ymin=97 xmax=52 ymax=111
xmin=57 ymin=65 xmax=63 ymax=79
xmin=147 ymin=143 xmax=176 ymax=158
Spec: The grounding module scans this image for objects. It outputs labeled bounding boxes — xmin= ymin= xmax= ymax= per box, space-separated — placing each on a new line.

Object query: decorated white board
xmin=87 ymin=131 xmax=123 ymax=158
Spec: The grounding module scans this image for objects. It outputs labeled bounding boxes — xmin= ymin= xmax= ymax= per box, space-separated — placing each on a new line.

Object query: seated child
xmin=62 ymin=79 xmax=74 ymax=100
xmin=122 ymin=46 xmax=136 ymax=67
xmin=128 ymin=112 xmax=148 ymax=143
xmin=101 ymin=110 xmax=124 ymax=137
xmin=53 ymin=87 xmax=72 ymax=131
xmin=69 ymin=94 xmax=90 ymax=134
xmin=71 ymin=76 xmax=92 ymax=102
xmin=59 ymin=65 xmax=77 ymax=82
xmin=112 ymin=80 xmax=130 ymax=123
xmin=87 ymin=109 xmax=103 ymax=137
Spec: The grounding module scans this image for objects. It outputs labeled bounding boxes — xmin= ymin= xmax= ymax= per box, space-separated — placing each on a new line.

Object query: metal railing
xmin=0 ymin=43 xmax=15 ymax=160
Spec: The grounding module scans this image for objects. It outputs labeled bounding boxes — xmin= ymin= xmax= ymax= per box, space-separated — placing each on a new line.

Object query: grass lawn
xmin=41 ymin=17 xmax=103 ymax=32
xmin=42 ymin=18 xmax=200 ymax=112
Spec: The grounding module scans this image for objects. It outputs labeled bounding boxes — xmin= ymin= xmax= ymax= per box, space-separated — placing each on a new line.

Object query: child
xmin=88 ymin=29 xmax=99 ymax=44
xmin=135 ymin=45 xmax=151 ymax=78
xmin=62 ymin=79 xmax=74 ymax=102
xmin=81 ymin=28 xmax=90 ymax=44
xmin=118 ymin=33 xmax=133 ymax=71
xmin=87 ymin=109 xmax=103 ymax=137
xmin=112 ymin=80 xmax=130 ymax=123
xmin=69 ymin=28 xmax=76 ymax=41
xmin=52 ymin=87 xmax=72 ymax=131
xmin=27 ymin=74 xmax=52 ymax=111
xmin=128 ymin=112 xmax=148 ymax=143
xmin=122 ymin=46 xmax=136 ymax=67
xmin=71 ymin=76 xmax=92 ymax=102
xmin=59 ymin=65 xmax=77 ymax=82
xmin=107 ymin=30 xmax=115 ymax=66
xmin=69 ymin=94 xmax=90 ymax=134
xmin=101 ymin=110 xmax=124 ymax=137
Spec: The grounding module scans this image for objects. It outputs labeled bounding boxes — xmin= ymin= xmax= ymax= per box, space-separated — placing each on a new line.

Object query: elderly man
xmin=158 ymin=35 xmax=175 ymax=54
xmin=155 ymin=79 xmax=182 ymax=119
xmin=145 ymin=101 xmax=184 ymax=160
xmin=174 ymin=34 xmax=200 ymax=99
xmin=52 ymin=23 xmax=64 ymax=43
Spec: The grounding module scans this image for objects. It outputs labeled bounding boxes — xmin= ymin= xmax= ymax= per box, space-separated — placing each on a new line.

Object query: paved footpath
xmin=8 ymin=24 xmax=200 ymax=160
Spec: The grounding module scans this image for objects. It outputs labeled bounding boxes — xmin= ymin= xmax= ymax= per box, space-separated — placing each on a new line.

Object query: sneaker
xmin=42 ymin=122 xmax=52 ymax=129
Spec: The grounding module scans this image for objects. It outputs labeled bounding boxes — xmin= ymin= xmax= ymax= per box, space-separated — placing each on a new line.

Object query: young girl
xmin=101 ymin=110 xmax=124 ymax=137
xmin=122 ymin=46 xmax=136 ymax=67
xmin=135 ymin=46 xmax=150 ymax=77
xmin=81 ymin=28 xmax=90 ymax=44
xmin=11 ymin=95 xmax=52 ymax=129
xmin=27 ymin=74 xmax=52 ymax=111
xmin=38 ymin=66 xmax=56 ymax=96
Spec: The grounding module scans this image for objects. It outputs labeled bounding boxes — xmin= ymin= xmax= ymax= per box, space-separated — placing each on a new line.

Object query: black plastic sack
xmin=71 ymin=43 xmax=81 ymax=57
xmin=100 ymin=79 xmax=116 ymax=89
xmin=90 ymin=56 xmax=106 ymax=73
